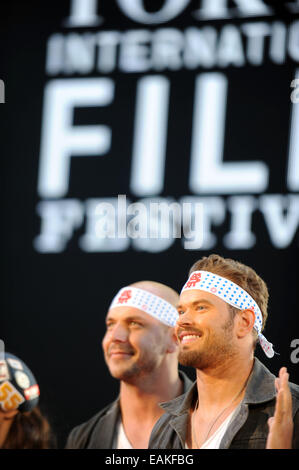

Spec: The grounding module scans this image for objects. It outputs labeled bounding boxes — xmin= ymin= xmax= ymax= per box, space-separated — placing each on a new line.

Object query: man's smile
xmin=178 ymin=330 xmax=203 ymax=345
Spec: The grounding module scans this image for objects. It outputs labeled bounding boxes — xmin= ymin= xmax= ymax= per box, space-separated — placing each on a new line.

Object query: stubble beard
xmin=107 ymin=351 xmax=161 ymax=382
xmin=178 ymin=317 xmax=237 ymax=370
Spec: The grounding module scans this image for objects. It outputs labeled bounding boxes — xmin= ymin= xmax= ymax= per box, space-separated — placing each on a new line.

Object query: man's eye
xmin=130 ymin=321 xmax=141 ymax=326
xmin=178 ymin=310 xmax=185 ymax=315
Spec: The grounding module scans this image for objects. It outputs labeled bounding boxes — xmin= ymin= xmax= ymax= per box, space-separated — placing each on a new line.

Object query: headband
xmin=109 ymin=286 xmax=179 ymax=327
xmin=181 ymin=271 xmax=274 ymax=358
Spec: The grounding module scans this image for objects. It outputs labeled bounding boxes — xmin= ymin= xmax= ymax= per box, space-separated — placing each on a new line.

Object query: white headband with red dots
xmin=109 ymin=287 xmax=179 ymax=327
xmin=181 ymin=271 xmax=275 ymax=358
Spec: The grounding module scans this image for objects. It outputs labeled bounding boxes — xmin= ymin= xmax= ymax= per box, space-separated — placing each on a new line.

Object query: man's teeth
xmin=181 ymin=334 xmax=200 ymax=342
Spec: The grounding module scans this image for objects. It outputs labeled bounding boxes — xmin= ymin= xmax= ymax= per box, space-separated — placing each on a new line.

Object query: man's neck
xmin=195 ymin=355 xmax=254 ymax=412
xmin=119 ymin=368 xmax=183 ymax=422
xmin=118 ymin=368 xmax=183 ymax=449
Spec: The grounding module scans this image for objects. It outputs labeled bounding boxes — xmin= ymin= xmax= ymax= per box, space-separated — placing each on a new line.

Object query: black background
xmin=1 ymin=0 xmax=299 ymax=448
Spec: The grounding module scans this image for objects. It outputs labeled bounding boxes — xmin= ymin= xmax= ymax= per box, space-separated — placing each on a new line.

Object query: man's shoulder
xmin=149 ymin=381 xmax=197 ymax=449
xmin=65 ymin=400 xmax=120 ymax=449
xmin=289 ymin=381 xmax=299 ymax=413
xmin=290 ymin=381 xmax=299 ymax=398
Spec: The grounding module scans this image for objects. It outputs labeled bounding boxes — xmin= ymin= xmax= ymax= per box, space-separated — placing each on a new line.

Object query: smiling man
xmin=149 ymin=254 xmax=299 ymax=449
xmin=66 ymin=281 xmax=192 ymax=449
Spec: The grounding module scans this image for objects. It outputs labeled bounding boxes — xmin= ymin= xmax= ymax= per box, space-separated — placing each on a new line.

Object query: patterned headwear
xmin=181 ymin=271 xmax=274 ymax=358
xmin=0 ymin=353 xmax=40 ymax=412
xmin=109 ymin=286 xmax=179 ymax=327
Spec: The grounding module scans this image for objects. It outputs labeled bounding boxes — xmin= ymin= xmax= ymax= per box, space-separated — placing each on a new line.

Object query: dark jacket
xmin=65 ymin=370 xmax=192 ymax=449
xmin=148 ymin=358 xmax=299 ymax=449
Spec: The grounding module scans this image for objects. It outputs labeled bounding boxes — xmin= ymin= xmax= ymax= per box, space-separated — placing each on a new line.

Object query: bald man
xmin=66 ymin=281 xmax=192 ymax=449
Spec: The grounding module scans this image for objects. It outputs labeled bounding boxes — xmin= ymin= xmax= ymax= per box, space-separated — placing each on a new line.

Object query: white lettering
xmin=129 ymin=198 xmax=175 ymax=252
xmin=38 ymin=78 xmax=114 ymax=198
xmin=34 ymin=200 xmax=84 ymax=252
xmin=288 ymin=20 xmax=299 ymax=62
xmin=189 ymin=73 xmax=269 ymax=194
xmin=119 ymin=30 xmax=151 ymax=72
xmin=130 ymin=76 xmax=170 ymax=196
xmin=290 ymin=339 xmax=299 ymax=364
xmin=45 ymin=23 xmax=299 ymax=76
xmin=127 ymin=201 xmax=149 ymax=239
xmin=259 ymin=195 xmax=299 ymax=248
xmin=34 ymin=195 xmax=299 ymax=253
xmin=80 ymin=198 xmax=130 ymax=252
xmin=290 ymin=78 xmax=299 ymax=103
xmin=148 ymin=200 xmax=181 ymax=239
xmin=117 ymin=0 xmax=190 ymax=25
xmin=181 ymin=201 xmax=204 ymax=249
xmin=46 ymin=34 xmax=64 ymax=75
xmin=217 ymin=25 xmax=245 ymax=67
xmin=0 ymin=79 xmax=4 ymax=103
xmin=269 ymin=22 xmax=287 ymax=65
xmin=194 ymin=0 xmax=273 ymax=21
xmin=180 ymin=196 xmax=225 ymax=249
xmin=97 ymin=32 xmax=121 ymax=73
xmin=288 ymin=70 xmax=299 ymax=190
xmin=184 ymin=27 xmax=217 ymax=69
xmin=152 ymin=28 xmax=184 ymax=71
xmin=65 ymin=0 xmax=103 ymax=27
xmin=224 ymin=196 xmax=257 ymax=249
xmin=242 ymin=22 xmax=271 ymax=66
xmin=64 ymin=33 xmax=96 ymax=74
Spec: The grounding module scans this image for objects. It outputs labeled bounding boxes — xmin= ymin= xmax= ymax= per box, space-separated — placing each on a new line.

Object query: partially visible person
xmin=66 ymin=281 xmax=193 ymax=449
xmin=0 ymin=352 xmax=53 ymax=449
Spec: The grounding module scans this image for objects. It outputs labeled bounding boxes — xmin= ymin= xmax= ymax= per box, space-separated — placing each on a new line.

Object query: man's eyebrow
xmin=106 ymin=315 xmax=145 ymax=323
xmin=125 ymin=316 xmax=145 ymax=322
xmin=176 ymin=299 xmax=214 ymax=309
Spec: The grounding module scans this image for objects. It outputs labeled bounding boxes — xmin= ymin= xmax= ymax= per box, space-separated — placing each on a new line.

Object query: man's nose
xmin=176 ymin=309 xmax=193 ymax=328
xmin=110 ymin=323 xmax=129 ymax=342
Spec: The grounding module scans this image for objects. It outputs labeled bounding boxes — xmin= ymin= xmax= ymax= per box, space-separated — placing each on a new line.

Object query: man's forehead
xmin=178 ymin=289 xmax=225 ymax=306
xmin=106 ymin=306 xmax=156 ymax=323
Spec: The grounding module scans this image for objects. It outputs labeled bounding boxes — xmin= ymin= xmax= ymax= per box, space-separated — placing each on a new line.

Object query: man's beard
xmin=113 ymin=356 xmax=158 ymax=382
xmin=106 ymin=347 xmax=163 ymax=382
xmin=178 ymin=317 xmax=237 ymax=370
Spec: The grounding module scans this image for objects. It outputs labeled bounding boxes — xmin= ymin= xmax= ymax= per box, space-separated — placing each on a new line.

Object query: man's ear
xmin=236 ymin=309 xmax=255 ymax=338
xmin=166 ymin=329 xmax=179 ymax=354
